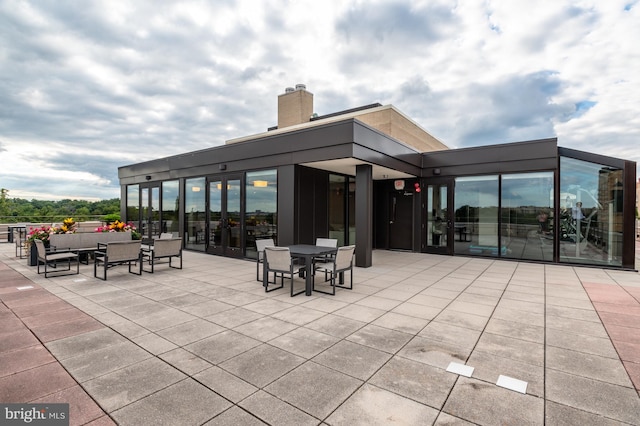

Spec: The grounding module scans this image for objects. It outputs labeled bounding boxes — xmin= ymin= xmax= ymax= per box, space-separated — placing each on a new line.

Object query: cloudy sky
xmin=1 ymin=0 xmax=638 ymax=201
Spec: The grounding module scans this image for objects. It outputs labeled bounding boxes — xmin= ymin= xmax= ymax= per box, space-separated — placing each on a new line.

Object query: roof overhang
xmin=300 ymin=158 xmax=414 ymax=180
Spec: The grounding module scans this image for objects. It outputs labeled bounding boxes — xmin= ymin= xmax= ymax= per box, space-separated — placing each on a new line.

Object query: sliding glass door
xmin=208 ymin=174 xmax=243 ymax=258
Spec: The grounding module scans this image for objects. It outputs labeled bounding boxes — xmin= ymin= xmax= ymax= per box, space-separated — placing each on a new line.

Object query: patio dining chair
xmin=313 ymin=245 xmax=355 ymax=295
xmin=94 ymin=240 xmax=142 ymax=280
xmin=263 ymin=246 xmax=305 ymax=296
xmin=255 ymin=238 xmax=275 ymax=282
xmin=34 ymin=239 xmax=79 ymax=278
xmin=313 ymin=237 xmax=338 ymax=279
xmin=14 ymin=228 xmax=27 ymax=259
xmin=142 ymin=238 xmax=182 ymax=273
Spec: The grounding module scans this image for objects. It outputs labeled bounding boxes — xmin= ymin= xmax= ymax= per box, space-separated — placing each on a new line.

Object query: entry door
xmin=389 ymin=191 xmax=415 ymax=250
xmin=208 ymin=175 xmax=243 ymax=258
xmin=425 ymin=180 xmax=453 ymax=255
xmin=140 ymin=185 xmax=160 ymax=240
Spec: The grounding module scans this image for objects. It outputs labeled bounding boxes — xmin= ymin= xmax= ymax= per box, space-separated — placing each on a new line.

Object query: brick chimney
xmin=277 ymin=84 xmax=313 ymax=129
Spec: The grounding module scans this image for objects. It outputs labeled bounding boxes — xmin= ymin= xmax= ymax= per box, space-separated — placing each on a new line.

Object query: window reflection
xmin=560 ymin=157 xmax=623 ymax=266
xmin=126 ymin=185 xmax=139 ymax=230
xmin=185 ymin=177 xmax=206 ymax=251
xmin=245 ymin=170 xmax=277 ymax=259
xmin=162 ymin=180 xmax=179 ymax=236
xmin=501 ymin=172 xmax=554 ymax=261
xmin=454 ymin=176 xmax=500 ymax=256
xmin=329 ymin=175 xmax=346 ymax=246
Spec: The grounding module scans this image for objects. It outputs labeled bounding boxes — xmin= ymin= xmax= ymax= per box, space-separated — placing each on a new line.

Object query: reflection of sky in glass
xmin=246 ymin=170 xmax=277 ymax=213
xmin=127 ymin=185 xmax=138 ymax=208
xmin=227 ymin=179 xmax=241 ymax=214
xmin=456 ymin=173 xmax=554 ymax=210
xmin=455 ymin=176 xmax=498 ymax=208
xmin=560 ymin=157 xmax=621 ymax=209
xmin=502 ymin=172 xmax=554 ymax=208
xmin=185 ymin=177 xmax=206 ymax=213
xmin=162 ymin=180 xmax=179 ymax=212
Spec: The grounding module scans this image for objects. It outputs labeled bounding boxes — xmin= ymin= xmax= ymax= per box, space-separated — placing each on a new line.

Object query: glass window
xmin=501 ymin=172 xmax=554 ymax=261
xmin=329 ymin=174 xmax=346 ymax=246
xmin=245 ymin=170 xmax=277 ymax=259
xmin=427 ymin=184 xmax=448 ymax=247
xmin=185 ymin=177 xmax=206 ymax=251
xmin=126 ymin=185 xmax=139 ymax=229
xmin=454 ymin=176 xmax=500 ymax=256
xmin=560 ymin=156 xmax=623 ymax=267
xmin=162 ymin=180 xmax=179 ymax=236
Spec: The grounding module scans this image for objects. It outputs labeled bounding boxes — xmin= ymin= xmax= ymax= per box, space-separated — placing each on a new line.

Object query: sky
xmin=1 ymin=0 xmax=639 ymax=201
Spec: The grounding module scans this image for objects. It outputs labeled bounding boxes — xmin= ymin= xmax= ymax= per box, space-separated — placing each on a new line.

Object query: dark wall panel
xmin=423 ymin=138 xmax=559 ymax=177
xmin=277 ymin=165 xmax=296 ymax=246
xmin=296 ymin=166 xmax=329 ymax=245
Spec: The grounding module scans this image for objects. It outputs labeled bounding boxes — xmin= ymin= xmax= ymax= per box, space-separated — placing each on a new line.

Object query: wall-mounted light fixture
xmin=253 ymin=180 xmax=268 ymax=187
xmin=145 ymin=175 xmax=151 ymax=180
xmin=219 ymin=164 xmax=227 ymax=170
xmin=433 ymin=168 xmax=441 ymax=175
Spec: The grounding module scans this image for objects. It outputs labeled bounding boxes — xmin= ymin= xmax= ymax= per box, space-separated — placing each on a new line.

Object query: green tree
xmin=0 ymin=194 xmax=121 ymax=223
xmin=0 ymin=188 xmax=8 ymax=217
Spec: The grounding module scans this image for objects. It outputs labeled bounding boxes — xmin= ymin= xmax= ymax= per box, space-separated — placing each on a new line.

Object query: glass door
xmin=140 ymin=184 xmax=160 ymax=241
xmin=425 ymin=179 xmax=453 ymax=255
xmin=208 ymin=174 xmax=243 ymax=258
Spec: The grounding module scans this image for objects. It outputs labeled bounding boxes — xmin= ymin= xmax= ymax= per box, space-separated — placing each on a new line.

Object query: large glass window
xmin=560 ymin=156 xmax=623 ymax=267
xmin=427 ymin=184 xmax=448 ymax=248
xmin=454 ymin=176 xmax=500 ymax=256
xmin=162 ymin=180 xmax=179 ymax=236
xmin=126 ymin=185 xmax=139 ymax=229
xmin=328 ymin=175 xmax=356 ymax=247
xmin=329 ymin=174 xmax=346 ymax=246
xmin=245 ymin=170 xmax=277 ymax=259
xmin=185 ymin=177 xmax=206 ymax=251
xmin=501 ymin=172 xmax=554 ymax=261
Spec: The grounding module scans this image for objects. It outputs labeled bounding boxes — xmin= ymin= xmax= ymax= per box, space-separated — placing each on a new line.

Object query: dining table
xmin=289 ymin=244 xmax=338 ymax=296
xmin=262 ymin=244 xmax=337 ymax=296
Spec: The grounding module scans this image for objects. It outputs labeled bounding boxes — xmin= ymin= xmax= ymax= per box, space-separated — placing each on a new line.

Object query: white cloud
xmin=0 ymin=0 xmax=638 ymax=201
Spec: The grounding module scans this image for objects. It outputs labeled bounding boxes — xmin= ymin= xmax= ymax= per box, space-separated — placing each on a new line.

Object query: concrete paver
xmin=1 ymin=242 xmax=640 ymax=425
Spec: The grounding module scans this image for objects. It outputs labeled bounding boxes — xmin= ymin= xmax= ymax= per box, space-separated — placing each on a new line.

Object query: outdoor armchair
xmin=313 ymin=237 xmax=338 ymax=279
xmin=263 ymin=246 xmax=304 ymax=296
xmin=255 ymin=238 xmax=275 ymax=282
xmin=141 ymin=238 xmax=182 ymax=273
xmin=313 ymin=245 xmax=355 ymax=295
xmin=34 ymin=239 xmax=79 ymax=278
xmin=94 ymin=240 xmax=142 ymax=280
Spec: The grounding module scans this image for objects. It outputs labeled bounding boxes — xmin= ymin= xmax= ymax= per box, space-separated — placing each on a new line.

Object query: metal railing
xmin=1 ymin=216 xmax=110 ymax=243
xmin=0 ymin=215 xmax=109 ymax=224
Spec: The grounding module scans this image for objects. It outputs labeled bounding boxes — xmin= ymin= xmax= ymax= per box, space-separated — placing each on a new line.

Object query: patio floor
xmin=1 ymin=242 xmax=640 ymax=425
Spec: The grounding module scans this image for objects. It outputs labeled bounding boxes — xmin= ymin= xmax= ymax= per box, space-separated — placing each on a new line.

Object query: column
xmin=355 ymin=164 xmax=373 ymax=267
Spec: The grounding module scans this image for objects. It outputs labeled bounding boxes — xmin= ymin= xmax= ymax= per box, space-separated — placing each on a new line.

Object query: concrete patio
xmin=1 ymin=242 xmax=640 ymax=425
